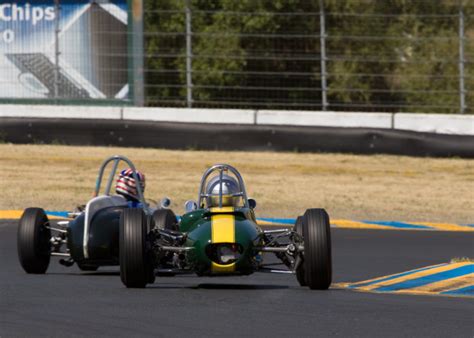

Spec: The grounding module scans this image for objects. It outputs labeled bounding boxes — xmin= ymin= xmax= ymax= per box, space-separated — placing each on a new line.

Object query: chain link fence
xmin=144 ymin=0 xmax=472 ymax=114
xmin=0 ymin=1 xmax=471 ymax=114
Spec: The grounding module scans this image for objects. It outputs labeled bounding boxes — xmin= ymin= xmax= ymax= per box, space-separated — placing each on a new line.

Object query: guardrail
xmin=0 ymin=105 xmax=473 ymax=135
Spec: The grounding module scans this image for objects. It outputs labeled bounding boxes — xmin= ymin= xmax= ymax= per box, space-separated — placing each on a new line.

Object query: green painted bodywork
xmin=179 ymin=207 xmax=263 ymax=276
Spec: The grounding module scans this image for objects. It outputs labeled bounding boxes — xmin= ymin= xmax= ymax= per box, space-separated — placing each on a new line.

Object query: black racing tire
xmin=119 ymin=208 xmax=153 ymax=288
xmin=152 ymin=209 xmax=179 ymax=231
xmin=302 ymin=209 xmax=332 ymax=290
xmin=293 ymin=216 xmax=306 ymax=287
xmin=77 ymin=263 xmax=99 ymax=271
xmin=17 ymin=208 xmax=51 ymax=274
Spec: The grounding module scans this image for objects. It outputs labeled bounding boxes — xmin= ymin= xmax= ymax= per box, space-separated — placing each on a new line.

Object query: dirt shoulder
xmin=1 ymin=144 xmax=473 ymax=224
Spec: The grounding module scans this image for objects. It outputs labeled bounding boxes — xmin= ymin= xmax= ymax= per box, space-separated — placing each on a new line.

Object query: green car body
xmin=120 ymin=163 xmax=333 ymax=290
xmin=180 ymin=207 xmax=263 ymax=276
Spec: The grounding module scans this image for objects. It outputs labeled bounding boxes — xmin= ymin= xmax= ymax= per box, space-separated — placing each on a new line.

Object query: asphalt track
xmin=1 ymin=220 xmax=473 ymax=337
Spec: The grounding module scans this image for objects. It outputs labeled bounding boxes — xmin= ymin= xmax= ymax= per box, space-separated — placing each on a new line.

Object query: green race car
xmin=120 ymin=164 xmax=332 ymax=290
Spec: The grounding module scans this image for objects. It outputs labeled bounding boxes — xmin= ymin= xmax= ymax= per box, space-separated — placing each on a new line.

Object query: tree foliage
xmin=144 ymin=0 xmax=472 ymax=114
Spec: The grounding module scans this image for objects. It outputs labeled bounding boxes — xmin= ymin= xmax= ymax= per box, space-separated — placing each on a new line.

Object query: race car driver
xmin=116 ymin=168 xmax=146 ymax=208
xmin=205 ymin=174 xmax=242 ymax=208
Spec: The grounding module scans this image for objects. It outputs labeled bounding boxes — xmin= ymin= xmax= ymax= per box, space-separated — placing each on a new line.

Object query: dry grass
xmin=1 ymin=144 xmax=473 ymax=223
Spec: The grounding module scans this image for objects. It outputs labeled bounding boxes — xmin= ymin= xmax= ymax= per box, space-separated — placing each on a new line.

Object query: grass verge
xmin=1 ymin=144 xmax=473 ymax=223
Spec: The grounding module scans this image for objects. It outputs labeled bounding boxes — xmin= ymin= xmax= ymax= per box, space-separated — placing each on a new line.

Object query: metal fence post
xmin=132 ymin=0 xmax=145 ymax=106
xmin=185 ymin=0 xmax=193 ymax=108
xmin=319 ymin=0 xmax=328 ymax=111
xmin=459 ymin=2 xmax=466 ymax=114
xmin=54 ymin=0 xmax=61 ymax=100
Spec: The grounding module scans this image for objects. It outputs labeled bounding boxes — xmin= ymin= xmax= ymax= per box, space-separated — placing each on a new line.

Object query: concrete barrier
xmin=1 ymin=104 xmax=473 ymax=136
xmin=394 ymin=113 xmax=474 ymax=136
xmin=0 ymin=104 xmax=122 ymax=120
xmin=257 ymin=110 xmax=393 ymax=129
xmin=123 ymin=107 xmax=256 ymax=125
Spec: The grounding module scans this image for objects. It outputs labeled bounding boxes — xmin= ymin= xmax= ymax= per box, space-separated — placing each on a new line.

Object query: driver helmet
xmin=116 ymin=168 xmax=146 ymax=202
xmin=206 ymin=174 xmax=241 ymax=208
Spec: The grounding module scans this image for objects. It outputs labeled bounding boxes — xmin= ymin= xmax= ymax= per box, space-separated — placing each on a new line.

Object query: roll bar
xmin=94 ymin=155 xmax=151 ymax=215
xmin=197 ymin=164 xmax=249 ymax=209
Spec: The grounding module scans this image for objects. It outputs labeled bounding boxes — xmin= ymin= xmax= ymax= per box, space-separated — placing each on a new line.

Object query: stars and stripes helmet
xmin=116 ymin=168 xmax=146 ymax=202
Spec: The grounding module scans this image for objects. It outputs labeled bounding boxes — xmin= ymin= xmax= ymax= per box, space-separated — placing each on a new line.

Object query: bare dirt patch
xmin=1 ymin=144 xmax=473 ymax=223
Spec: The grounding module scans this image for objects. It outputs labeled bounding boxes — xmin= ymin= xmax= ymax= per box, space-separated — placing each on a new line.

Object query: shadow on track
xmin=192 ymin=283 xmax=289 ymax=290
xmin=45 ymin=271 xmax=290 ymax=290
xmin=46 ymin=271 xmax=120 ymax=276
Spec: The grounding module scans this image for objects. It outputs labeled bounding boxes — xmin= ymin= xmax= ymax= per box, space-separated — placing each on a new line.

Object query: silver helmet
xmin=206 ymin=174 xmax=241 ymax=208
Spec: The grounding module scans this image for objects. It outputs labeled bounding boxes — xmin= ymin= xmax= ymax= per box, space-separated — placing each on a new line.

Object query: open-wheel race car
xmin=17 ymin=155 xmax=176 ymax=274
xmin=120 ymin=164 xmax=332 ymax=289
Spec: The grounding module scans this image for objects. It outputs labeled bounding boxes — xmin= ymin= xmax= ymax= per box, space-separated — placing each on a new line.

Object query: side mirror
xmin=184 ymin=200 xmax=198 ymax=212
xmin=160 ymin=197 xmax=171 ymax=209
xmin=248 ymin=198 xmax=257 ymax=209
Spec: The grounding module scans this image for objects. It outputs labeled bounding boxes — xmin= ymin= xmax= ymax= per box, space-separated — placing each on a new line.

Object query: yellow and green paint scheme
xmin=179 ymin=206 xmax=263 ymax=276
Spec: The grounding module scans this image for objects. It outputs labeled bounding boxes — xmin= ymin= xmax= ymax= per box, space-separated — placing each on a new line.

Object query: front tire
xmin=17 ymin=208 xmax=51 ymax=274
xmin=302 ymin=209 xmax=332 ymax=290
xmin=119 ymin=208 xmax=153 ymax=288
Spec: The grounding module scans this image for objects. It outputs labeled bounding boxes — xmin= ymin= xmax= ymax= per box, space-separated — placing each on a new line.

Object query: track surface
xmin=1 ymin=220 xmax=473 ymax=337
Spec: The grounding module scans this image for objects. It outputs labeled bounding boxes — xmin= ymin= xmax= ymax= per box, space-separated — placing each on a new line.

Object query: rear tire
xmin=119 ymin=208 xmax=153 ymax=288
xmin=302 ymin=209 xmax=332 ymax=290
xmin=152 ymin=209 xmax=178 ymax=231
xmin=17 ymin=208 xmax=51 ymax=274
xmin=294 ymin=216 xmax=306 ymax=286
